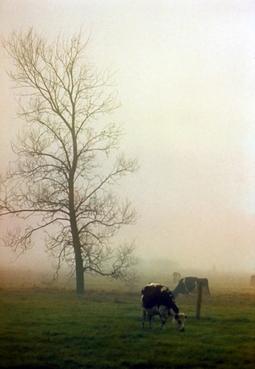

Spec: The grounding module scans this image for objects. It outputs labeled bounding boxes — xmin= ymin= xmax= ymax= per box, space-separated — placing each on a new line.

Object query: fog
xmin=1 ymin=0 xmax=255 ymax=285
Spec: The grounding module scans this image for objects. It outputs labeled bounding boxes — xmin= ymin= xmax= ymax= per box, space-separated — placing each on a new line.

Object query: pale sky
xmin=1 ymin=0 xmax=255 ymax=273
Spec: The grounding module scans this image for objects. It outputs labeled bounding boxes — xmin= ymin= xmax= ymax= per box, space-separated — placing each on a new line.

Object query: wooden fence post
xmin=196 ymin=282 xmax=203 ymax=319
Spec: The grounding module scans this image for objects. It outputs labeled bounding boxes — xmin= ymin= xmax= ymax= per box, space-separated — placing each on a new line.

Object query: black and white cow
xmin=141 ymin=283 xmax=187 ymax=331
xmin=173 ymin=277 xmax=210 ymax=298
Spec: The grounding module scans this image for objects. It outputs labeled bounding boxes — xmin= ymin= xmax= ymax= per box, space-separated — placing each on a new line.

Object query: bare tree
xmin=0 ymin=30 xmax=137 ymax=295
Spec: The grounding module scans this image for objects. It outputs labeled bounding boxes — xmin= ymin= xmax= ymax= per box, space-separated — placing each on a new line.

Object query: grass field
xmin=0 ymin=289 xmax=254 ymax=369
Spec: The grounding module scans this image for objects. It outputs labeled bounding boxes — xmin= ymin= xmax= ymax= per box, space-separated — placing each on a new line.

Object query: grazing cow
xmin=141 ymin=283 xmax=187 ymax=331
xmin=173 ymin=277 xmax=210 ymax=297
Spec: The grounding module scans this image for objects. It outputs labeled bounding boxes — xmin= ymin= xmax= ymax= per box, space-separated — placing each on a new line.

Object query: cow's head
xmin=172 ymin=279 xmax=188 ymax=297
xmin=173 ymin=313 xmax=187 ymax=331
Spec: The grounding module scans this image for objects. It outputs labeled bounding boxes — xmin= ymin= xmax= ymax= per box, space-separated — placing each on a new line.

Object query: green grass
xmin=0 ymin=289 xmax=254 ymax=369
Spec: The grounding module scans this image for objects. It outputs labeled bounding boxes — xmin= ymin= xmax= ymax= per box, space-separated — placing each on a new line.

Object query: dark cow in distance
xmin=250 ymin=275 xmax=255 ymax=287
xmin=141 ymin=283 xmax=187 ymax=331
xmin=173 ymin=277 xmax=210 ymax=297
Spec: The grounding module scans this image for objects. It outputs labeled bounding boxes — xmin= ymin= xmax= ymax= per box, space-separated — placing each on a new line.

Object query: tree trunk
xmin=70 ymin=211 xmax=85 ymax=295
xmin=70 ymin=193 xmax=85 ymax=295
xmin=74 ymin=247 xmax=85 ymax=295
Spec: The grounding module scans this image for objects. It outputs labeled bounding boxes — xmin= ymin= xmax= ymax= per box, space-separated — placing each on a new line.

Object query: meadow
xmin=0 ymin=288 xmax=254 ymax=369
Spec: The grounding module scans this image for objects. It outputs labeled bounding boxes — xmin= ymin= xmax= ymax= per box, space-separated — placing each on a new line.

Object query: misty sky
xmin=1 ymin=0 xmax=255 ymax=273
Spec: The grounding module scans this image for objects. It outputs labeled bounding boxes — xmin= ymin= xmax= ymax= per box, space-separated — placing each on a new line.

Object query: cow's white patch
xmin=160 ymin=286 xmax=168 ymax=292
xmin=172 ymin=312 xmax=187 ymax=331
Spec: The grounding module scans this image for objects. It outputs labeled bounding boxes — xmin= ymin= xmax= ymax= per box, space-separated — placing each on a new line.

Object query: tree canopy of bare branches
xmin=0 ymin=30 xmax=137 ymax=295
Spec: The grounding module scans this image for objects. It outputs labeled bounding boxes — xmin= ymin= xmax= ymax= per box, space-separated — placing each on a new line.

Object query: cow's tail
xmin=172 ymin=301 xmax=180 ymax=316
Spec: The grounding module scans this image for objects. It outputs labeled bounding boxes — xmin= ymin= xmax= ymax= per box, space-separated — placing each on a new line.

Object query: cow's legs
xmin=160 ymin=314 xmax=167 ymax=328
xmin=148 ymin=313 xmax=153 ymax=329
xmin=142 ymin=309 xmax=146 ymax=328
